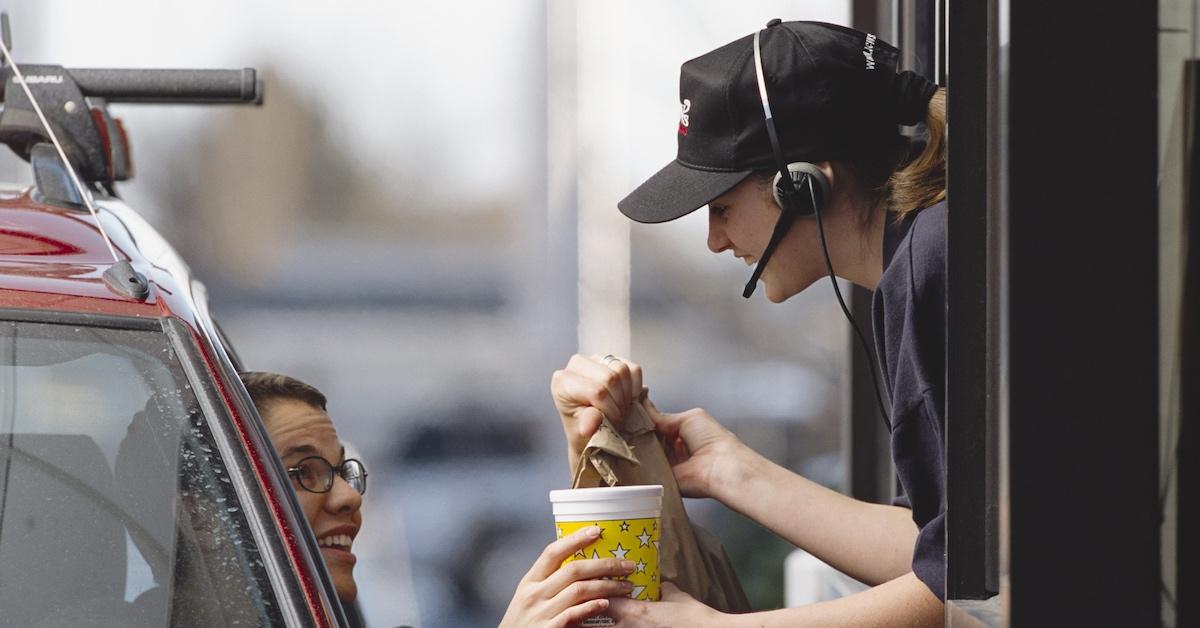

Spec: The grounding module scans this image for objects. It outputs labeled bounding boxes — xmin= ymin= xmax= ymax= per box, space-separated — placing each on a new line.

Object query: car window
xmin=0 ymin=319 xmax=284 ymax=627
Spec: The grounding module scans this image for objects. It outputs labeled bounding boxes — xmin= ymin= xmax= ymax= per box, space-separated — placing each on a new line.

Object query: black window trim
xmin=0 ymin=308 xmax=163 ymax=330
xmin=162 ymin=316 xmax=313 ymax=627
xmin=189 ymin=282 xmax=350 ymax=627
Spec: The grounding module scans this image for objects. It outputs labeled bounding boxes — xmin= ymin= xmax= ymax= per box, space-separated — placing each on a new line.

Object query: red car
xmin=0 ymin=23 xmax=352 ymax=628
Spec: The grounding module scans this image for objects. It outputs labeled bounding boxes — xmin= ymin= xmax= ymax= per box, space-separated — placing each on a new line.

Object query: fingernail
xmin=585 ymin=526 xmax=602 ymax=538
xmin=621 ymin=560 xmax=635 ymax=571
xmin=598 ymin=598 xmax=610 ymax=609
xmin=621 ymin=580 xmax=634 ymax=591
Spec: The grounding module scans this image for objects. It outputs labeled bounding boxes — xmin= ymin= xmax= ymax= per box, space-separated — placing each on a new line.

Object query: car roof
xmin=0 ymin=184 xmax=202 ymax=326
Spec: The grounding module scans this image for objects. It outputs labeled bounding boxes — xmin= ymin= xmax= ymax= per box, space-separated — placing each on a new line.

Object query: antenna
xmin=1 ymin=13 xmax=10 ymax=60
xmin=0 ymin=39 xmax=117 ymax=261
xmin=0 ymin=13 xmax=261 ymax=301
xmin=0 ymin=21 xmax=148 ymax=300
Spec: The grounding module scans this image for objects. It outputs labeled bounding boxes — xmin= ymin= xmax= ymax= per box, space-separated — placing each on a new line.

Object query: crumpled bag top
xmin=571 ymin=393 xmax=751 ymax=613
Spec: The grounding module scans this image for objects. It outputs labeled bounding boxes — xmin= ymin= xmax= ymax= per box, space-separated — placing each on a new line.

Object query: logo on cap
xmin=678 ymin=99 xmax=691 ymax=136
xmin=863 ymin=33 xmax=877 ymax=70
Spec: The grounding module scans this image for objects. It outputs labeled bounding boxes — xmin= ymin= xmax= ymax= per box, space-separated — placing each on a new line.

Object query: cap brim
xmin=618 ymin=160 xmax=752 ymax=224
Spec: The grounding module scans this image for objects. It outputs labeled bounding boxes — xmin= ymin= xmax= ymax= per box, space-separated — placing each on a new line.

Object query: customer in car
xmin=241 ymin=372 xmax=366 ymax=603
xmin=241 ymin=371 xmax=632 ymax=626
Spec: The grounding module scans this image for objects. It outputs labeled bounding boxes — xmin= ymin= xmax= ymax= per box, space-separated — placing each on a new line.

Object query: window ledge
xmin=947 ymin=597 xmax=1002 ymax=628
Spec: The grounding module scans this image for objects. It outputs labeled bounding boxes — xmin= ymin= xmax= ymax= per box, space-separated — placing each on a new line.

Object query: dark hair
xmin=754 ymin=87 xmax=946 ymax=223
xmin=239 ymin=371 xmax=328 ymax=414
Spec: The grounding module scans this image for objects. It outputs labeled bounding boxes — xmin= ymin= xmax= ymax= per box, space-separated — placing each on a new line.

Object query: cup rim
xmin=549 ymin=484 xmax=664 ymax=503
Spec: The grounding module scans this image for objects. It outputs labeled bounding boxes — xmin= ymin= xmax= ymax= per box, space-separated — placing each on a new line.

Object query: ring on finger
xmin=601 ymin=354 xmax=620 ymax=370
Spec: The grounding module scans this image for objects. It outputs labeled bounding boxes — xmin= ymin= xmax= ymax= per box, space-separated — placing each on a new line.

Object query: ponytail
xmin=887 ymin=87 xmax=946 ymax=217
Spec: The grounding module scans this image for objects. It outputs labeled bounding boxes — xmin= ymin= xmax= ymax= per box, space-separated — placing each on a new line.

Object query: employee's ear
xmin=814 ymin=161 xmax=836 ymax=191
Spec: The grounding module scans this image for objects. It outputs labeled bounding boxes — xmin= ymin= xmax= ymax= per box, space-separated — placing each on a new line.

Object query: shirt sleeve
xmin=912 ymin=511 xmax=946 ymax=601
xmin=890 ymin=494 xmax=945 ymax=600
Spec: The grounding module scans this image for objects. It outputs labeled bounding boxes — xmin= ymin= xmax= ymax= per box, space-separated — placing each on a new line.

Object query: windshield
xmin=0 ymin=318 xmax=284 ymax=627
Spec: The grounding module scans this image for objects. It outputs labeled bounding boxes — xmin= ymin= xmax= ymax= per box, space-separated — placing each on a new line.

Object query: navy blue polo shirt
xmin=871 ymin=199 xmax=948 ymax=601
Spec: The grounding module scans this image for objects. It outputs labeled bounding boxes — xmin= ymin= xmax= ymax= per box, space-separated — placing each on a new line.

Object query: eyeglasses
xmin=287 ymin=456 xmax=368 ymax=496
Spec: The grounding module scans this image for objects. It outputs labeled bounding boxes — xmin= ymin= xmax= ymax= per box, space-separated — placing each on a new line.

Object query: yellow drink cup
xmin=550 ymin=485 xmax=663 ymax=626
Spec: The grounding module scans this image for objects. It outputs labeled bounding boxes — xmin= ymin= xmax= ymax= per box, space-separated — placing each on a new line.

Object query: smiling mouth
xmin=318 ymin=534 xmax=354 ymax=552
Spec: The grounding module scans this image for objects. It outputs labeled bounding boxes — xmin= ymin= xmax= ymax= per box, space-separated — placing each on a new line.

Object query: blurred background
xmin=0 ymin=1 xmax=855 ymax=626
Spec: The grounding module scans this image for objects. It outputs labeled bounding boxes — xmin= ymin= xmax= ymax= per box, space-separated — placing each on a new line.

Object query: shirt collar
xmin=882 ymin=210 xmax=918 ymax=272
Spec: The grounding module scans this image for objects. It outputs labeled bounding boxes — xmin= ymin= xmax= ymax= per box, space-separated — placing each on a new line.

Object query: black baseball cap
xmin=618 ymin=20 xmax=914 ymax=224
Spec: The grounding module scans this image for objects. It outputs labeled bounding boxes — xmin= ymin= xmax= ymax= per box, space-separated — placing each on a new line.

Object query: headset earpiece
xmin=746 ymin=23 xmax=891 ymax=433
xmin=771 ymin=162 xmax=830 ymax=215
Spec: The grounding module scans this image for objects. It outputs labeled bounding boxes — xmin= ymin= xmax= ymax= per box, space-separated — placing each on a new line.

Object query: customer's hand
xmin=550 ymin=354 xmax=642 ymax=469
xmin=499 ymin=525 xmax=636 ymax=628
xmin=607 ymin=582 xmax=726 ymax=627
xmin=650 ymin=405 xmax=756 ymax=502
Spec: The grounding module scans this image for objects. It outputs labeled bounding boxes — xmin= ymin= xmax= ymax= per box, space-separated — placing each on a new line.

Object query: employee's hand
xmin=650 ymin=405 xmax=756 ymax=502
xmin=608 ymin=582 xmax=725 ymax=627
xmin=550 ymin=354 xmax=642 ymax=469
xmin=499 ymin=526 xmax=636 ymax=628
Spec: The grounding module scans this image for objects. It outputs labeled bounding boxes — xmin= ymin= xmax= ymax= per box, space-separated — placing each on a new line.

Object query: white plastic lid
xmin=549 ymin=485 xmax=664 ymax=521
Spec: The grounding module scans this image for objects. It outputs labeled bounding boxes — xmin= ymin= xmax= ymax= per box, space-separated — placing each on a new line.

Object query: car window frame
xmin=190 ymin=281 xmax=350 ymax=627
xmin=0 ymin=307 xmax=322 ymax=627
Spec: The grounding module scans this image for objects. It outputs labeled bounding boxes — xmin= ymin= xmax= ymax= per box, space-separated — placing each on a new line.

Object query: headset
xmin=748 ymin=23 xmax=892 ymax=433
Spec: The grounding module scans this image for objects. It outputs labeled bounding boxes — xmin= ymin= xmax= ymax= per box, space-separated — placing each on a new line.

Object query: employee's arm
xmin=551 ymin=354 xmax=919 ymax=584
xmin=608 ymin=572 xmax=943 ymax=628
xmin=655 ymin=407 xmax=918 ymax=586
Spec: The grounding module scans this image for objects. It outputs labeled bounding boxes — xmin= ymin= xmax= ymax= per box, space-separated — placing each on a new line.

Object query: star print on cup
xmin=557 ymin=517 xmax=661 ymax=602
xmin=550 ymin=484 xmax=664 ymax=624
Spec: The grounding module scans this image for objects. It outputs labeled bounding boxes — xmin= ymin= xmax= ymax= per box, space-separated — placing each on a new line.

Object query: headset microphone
xmin=749 ymin=23 xmax=893 ymax=433
xmin=742 ymin=171 xmax=819 ymax=298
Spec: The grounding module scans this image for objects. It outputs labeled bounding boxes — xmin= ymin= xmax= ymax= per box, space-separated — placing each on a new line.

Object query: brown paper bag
xmin=571 ymin=394 xmax=751 ymax=614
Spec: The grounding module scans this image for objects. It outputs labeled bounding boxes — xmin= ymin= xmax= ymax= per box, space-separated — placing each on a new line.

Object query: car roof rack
xmin=0 ymin=13 xmax=264 ymax=302
xmin=0 ymin=13 xmax=264 ymax=208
